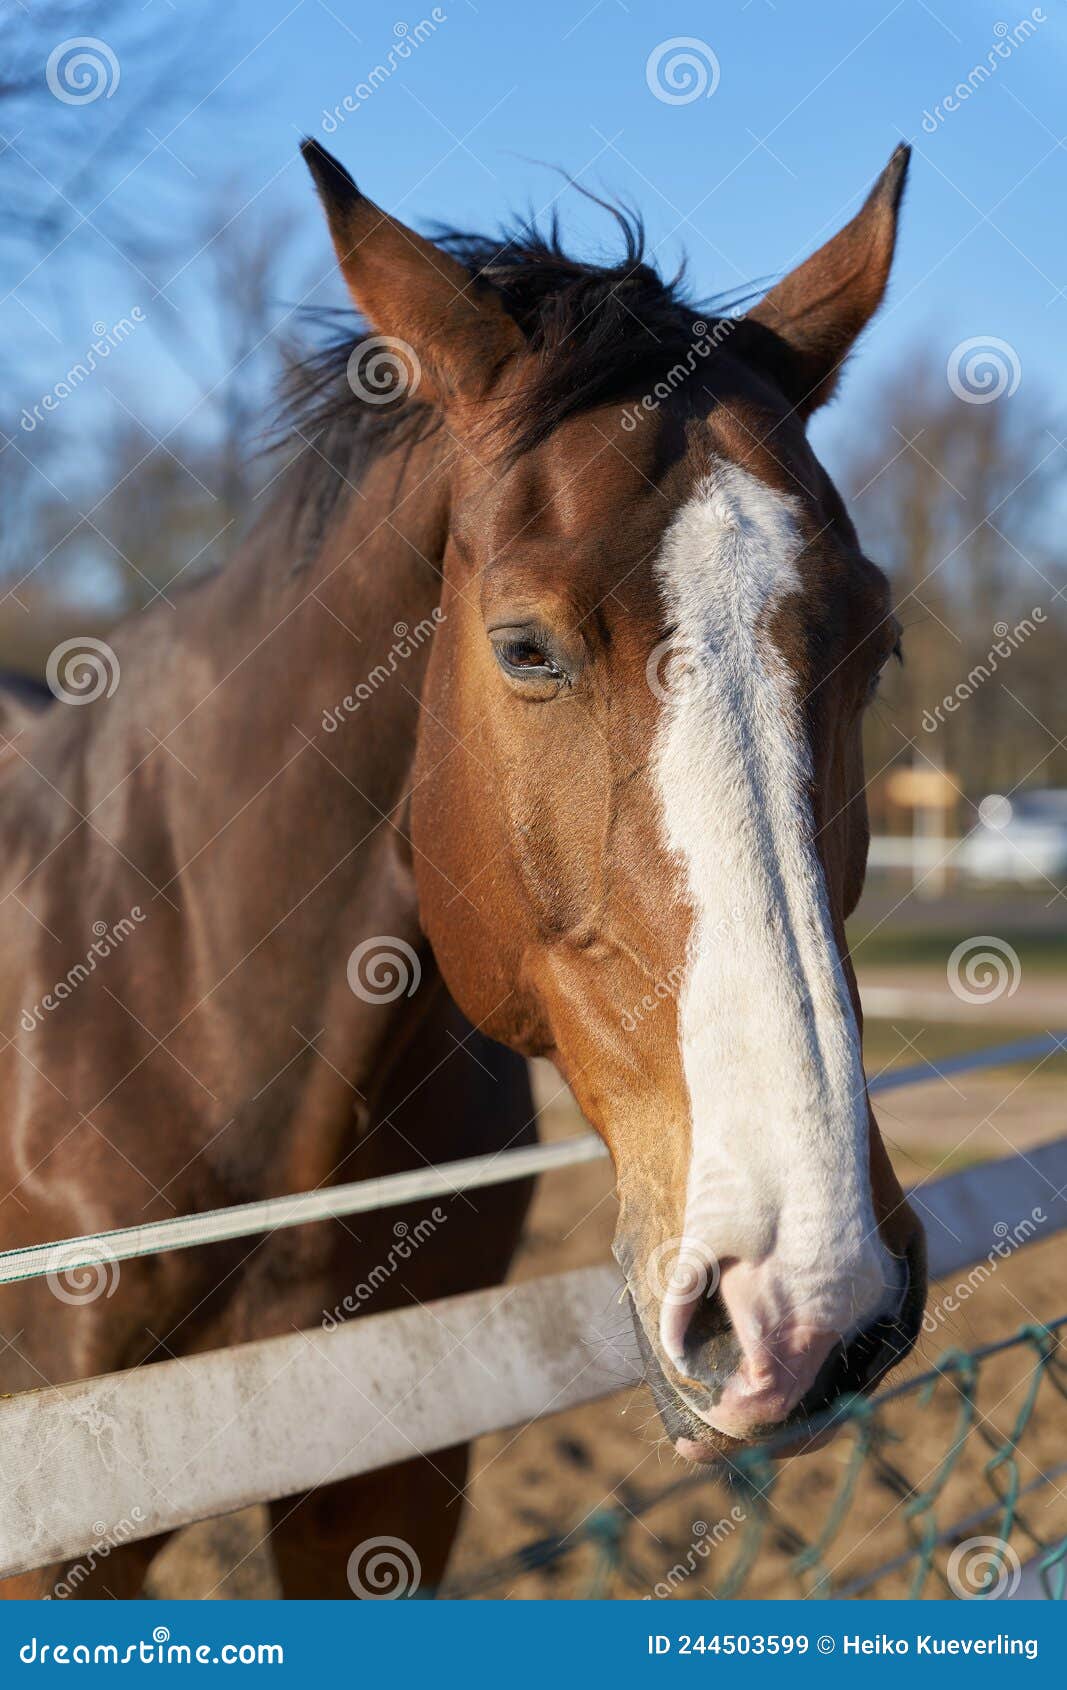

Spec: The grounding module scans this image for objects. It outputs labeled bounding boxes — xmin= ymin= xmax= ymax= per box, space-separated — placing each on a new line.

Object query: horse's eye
xmin=867 ymin=635 xmax=903 ymax=701
xmin=500 ymin=640 xmax=553 ymax=671
xmin=489 ymin=628 xmax=569 ymax=688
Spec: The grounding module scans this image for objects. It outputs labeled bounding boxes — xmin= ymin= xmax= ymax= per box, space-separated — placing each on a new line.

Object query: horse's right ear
xmin=746 ymin=145 xmax=910 ymax=418
xmin=301 ymin=139 xmax=523 ymax=406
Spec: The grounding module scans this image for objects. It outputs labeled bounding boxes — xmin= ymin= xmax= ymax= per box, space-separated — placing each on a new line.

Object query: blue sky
xmin=6 ymin=0 xmax=1067 ymax=477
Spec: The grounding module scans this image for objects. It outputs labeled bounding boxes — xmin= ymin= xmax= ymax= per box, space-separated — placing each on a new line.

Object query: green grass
xmin=848 ymin=924 xmax=1067 ymax=973
xmin=861 ymin=1016 xmax=1067 ymax=1080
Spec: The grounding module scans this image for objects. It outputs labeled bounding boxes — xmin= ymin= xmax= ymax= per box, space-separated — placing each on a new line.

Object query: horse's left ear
xmin=301 ymin=138 xmax=523 ymax=406
xmin=748 ymin=145 xmax=909 ymax=418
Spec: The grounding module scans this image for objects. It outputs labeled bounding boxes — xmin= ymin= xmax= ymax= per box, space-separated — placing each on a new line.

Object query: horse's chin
xmin=664 ymin=1391 xmax=845 ymax=1465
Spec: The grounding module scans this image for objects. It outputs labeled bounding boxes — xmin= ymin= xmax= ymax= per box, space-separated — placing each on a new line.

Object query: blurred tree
xmin=0 ymin=189 xmax=300 ymax=674
xmin=846 ymin=360 xmax=1067 ymax=804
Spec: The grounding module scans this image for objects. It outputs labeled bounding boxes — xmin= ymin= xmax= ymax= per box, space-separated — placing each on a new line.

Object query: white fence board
xmin=0 ymin=1265 xmax=633 ymax=1580
xmin=918 ymin=1137 xmax=1067 ymax=1282
xmin=2 ymin=1139 xmax=1065 ymax=1580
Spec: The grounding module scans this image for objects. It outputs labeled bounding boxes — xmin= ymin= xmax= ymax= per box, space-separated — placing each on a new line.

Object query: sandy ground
xmin=147 ymin=992 xmax=1067 ymax=1602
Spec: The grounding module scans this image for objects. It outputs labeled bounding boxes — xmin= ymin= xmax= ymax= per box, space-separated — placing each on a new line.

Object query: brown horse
xmin=0 ymin=137 xmax=925 ymax=1597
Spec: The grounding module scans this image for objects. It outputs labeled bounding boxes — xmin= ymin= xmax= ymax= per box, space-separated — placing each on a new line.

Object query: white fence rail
xmin=1 ymin=1032 xmax=1062 ymax=1291
xmin=1 ymin=1111 xmax=1065 ymax=1576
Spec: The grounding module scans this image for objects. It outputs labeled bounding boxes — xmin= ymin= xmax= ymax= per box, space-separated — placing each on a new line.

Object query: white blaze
xmin=652 ymin=463 xmax=895 ymax=1346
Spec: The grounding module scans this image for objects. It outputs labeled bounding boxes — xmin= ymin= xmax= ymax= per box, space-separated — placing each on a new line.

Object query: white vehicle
xmin=960 ymin=790 xmax=1067 ymax=884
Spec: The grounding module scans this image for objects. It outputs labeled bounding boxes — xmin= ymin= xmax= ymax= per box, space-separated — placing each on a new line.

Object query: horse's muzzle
xmin=629 ymin=1224 xmax=927 ymax=1461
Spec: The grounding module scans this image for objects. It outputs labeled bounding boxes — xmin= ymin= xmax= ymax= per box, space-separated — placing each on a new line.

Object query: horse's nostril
xmin=677 ymin=1282 xmax=732 ymax=1363
xmin=794 ymin=1254 xmax=919 ymax=1420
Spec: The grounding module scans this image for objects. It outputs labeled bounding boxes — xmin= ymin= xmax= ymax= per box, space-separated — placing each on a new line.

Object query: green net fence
xmin=442 ymin=1316 xmax=1067 ymax=1601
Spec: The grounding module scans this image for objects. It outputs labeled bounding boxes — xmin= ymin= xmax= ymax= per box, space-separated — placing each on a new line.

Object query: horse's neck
xmin=19 ymin=433 xmax=452 ymax=1116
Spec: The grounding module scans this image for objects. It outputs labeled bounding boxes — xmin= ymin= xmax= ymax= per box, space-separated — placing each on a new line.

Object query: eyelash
xmin=868 ymin=638 xmax=903 ymax=699
xmin=496 ymin=640 xmax=567 ymax=681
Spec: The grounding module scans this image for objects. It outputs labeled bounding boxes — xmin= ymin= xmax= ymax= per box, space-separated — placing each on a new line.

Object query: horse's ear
xmin=301 ymin=139 xmax=523 ymax=405
xmin=748 ymin=145 xmax=909 ymax=418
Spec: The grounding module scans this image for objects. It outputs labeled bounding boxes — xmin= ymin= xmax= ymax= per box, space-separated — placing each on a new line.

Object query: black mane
xmin=277 ymin=201 xmax=740 ymax=544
